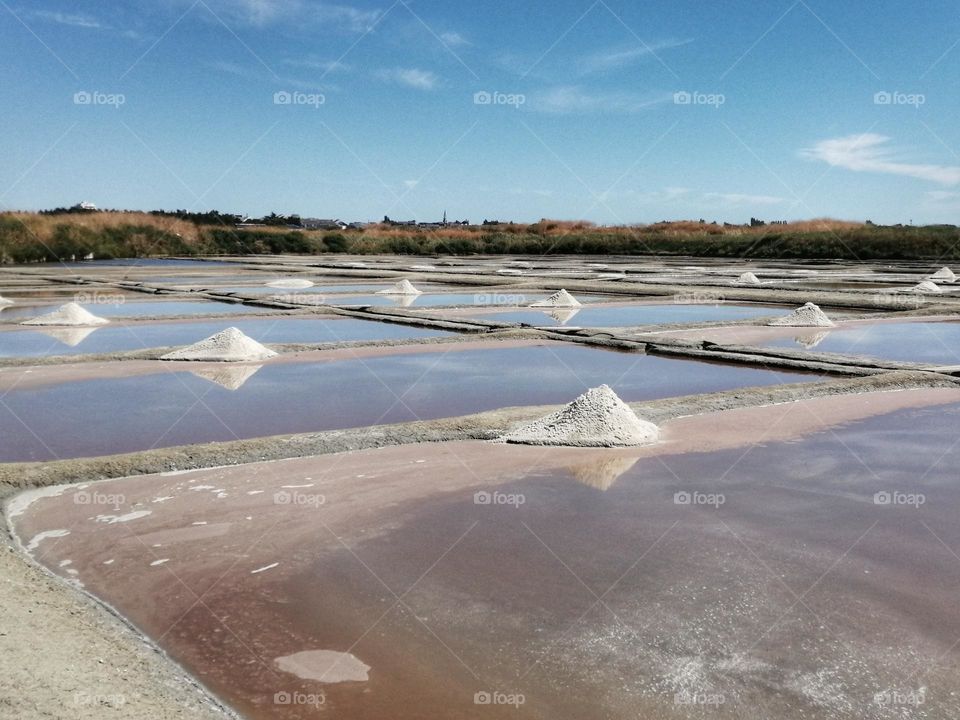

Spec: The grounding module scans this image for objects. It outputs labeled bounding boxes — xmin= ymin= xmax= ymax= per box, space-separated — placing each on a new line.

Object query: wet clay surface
xmin=13 ymin=398 xmax=960 ymax=719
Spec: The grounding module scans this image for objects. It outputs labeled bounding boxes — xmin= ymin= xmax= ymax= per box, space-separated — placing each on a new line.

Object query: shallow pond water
xmin=318 ymin=293 xmax=611 ymax=308
xmin=0 ymin=318 xmax=452 ymax=357
xmin=765 ymin=321 xmax=960 ymax=364
xmin=0 ymin=300 xmax=269 ymax=322
xmin=0 ymin=345 xmax=811 ymax=460
xmin=14 ymin=403 xmax=960 ymax=718
xmin=477 ymin=303 xmax=787 ymax=327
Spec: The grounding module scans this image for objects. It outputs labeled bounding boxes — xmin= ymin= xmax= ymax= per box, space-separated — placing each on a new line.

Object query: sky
xmin=2 ymin=0 xmax=960 ymax=225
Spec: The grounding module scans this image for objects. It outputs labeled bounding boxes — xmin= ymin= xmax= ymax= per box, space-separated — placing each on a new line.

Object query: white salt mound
xmin=21 ymin=302 xmax=109 ymax=327
xmin=530 ymin=289 xmax=581 ymax=308
xmin=376 ymin=279 xmax=422 ymax=295
xmin=910 ymin=280 xmax=942 ymax=294
xmin=929 ymin=267 xmax=956 ymax=283
xmin=161 ymin=327 xmax=278 ymax=362
xmin=499 ymin=385 xmax=660 ymax=447
xmin=266 ymin=278 xmax=314 ymax=289
xmin=736 ymin=272 xmax=762 ymax=286
xmin=768 ymin=302 xmax=835 ymax=328
xmin=0 ymin=294 xmax=13 ymax=306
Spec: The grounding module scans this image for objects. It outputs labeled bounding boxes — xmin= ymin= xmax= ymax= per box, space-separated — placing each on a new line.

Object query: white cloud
xmin=532 ymin=86 xmax=671 ymax=114
xmin=284 ymin=57 xmax=351 ymax=73
xmin=403 ymin=179 xmax=419 ymax=189
xmin=378 ymin=68 xmax=439 ymax=91
xmin=578 ymin=39 xmax=692 ymax=75
xmin=703 ymin=192 xmax=784 ymax=206
xmin=803 ymin=133 xmax=960 ymax=186
xmin=196 ymin=1 xmax=379 ymax=32
xmin=440 ymin=31 xmax=469 ymax=47
xmin=33 ymin=11 xmax=103 ymax=29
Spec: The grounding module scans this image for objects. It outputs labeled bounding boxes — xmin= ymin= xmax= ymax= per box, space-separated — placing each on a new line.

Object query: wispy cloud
xmin=578 ymin=39 xmax=692 ymax=75
xmin=33 ymin=10 xmax=104 ymax=30
xmin=803 ymin=133 xmax=960 ymax=186
xmin=210 ymin=60 xmax=330 ymax=91
xmin=440 ymin=31 xmax=469 ymax=47
xmin=703 ymin=192 xmax=784 ymax=206
xmin=531 ymin=86 xmax=671 ymax=114
xmin=377 ymin=68 xmax=439 ymax=91
xmin=283 ymin=57 xmax=351 ymax=73
xmin=197 ymin=1 xmax=380 ymax=32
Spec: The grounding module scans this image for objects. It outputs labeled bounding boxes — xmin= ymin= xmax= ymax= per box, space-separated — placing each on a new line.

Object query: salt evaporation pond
xmin=0 ymin=300 xmax=274 ymax=322
xmin=0 ymin=345 xmax=813 ymax=460
xmin=317 ymin=293 xmax=611 ymax=308
xmin=0 ymin=318 xmax=452 ymax=357
xmin=478 ymin=302 xmax=789 ymax=327
xmin=765 ymin=320 xmax=960 ymax=365
xmin=14 ymin=403 xmax=960 ymax=718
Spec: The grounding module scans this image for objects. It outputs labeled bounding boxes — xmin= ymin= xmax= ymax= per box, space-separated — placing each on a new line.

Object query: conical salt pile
xmin=910 ymin=280 xmax=942 ymax=294
xmin=266 ymin=278 xmax=314 ymax=289
xmin=376 ymin=279 xmax=422 ymax=296
xmin=929 ymin=267 xmax=956 ymax=283
xmin=21 ymin=302 xmax=109 ymax=327
xmin=161 ymin=327 xmax=278 ymax=362
xmin=736 ymin=272 xmax=762 ymax=286
xmin=530 ymin=289 xmax=581 ymax=308
xmin=499 ymin=385 xmax=660 ymax=447
xmin=768 ymin=302 xmax=835 ymax=328
xmin=0 ymin=295 xmax=13 ymax=306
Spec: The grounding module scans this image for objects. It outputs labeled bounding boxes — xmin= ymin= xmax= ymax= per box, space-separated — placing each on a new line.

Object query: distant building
xmin=302 ymin=218 xmax=348 ymax=230
xmin=73 ymin=202 xmax=97 ymax=211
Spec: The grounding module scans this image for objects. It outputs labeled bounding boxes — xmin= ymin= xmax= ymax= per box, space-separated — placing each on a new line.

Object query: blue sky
xmin=2 ymin=0 xmax=960 ymax=224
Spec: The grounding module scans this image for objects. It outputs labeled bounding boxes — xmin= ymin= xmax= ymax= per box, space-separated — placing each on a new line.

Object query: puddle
xmin=472 ymin=303 xmax=787 ymax=327
xmin=13 ymin=404 xmax=960 ymax=718
xmin=0 ymin=318 xmax=451 ymax=357
xmin=0 ymin=345 xmax=810 ymax=460
xmin=765 ymin=321 xmax=960 ymax=365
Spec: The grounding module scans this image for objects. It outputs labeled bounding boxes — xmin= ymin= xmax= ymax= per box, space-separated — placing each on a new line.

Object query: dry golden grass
xmin=5 ymin=211 xmax=200 ymax=244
